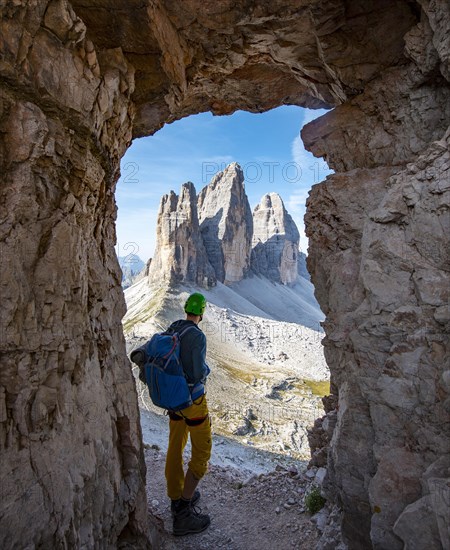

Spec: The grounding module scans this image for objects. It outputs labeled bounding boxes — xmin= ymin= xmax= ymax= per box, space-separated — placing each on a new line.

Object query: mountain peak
xmin=198 ymin=163 xmax=253 ymax=284
xmin=257 ymin=192 xmax=285 ymax=211
xmin=251 ymin=192 xmax=300 ymax=285
xmin=208 ymin=162 xmax=245 ymax=194
xmin=148 ymin=183 xmax=216 ymax=287
xmin=226 ymin=161 xmax=242 ymax=171
xmin=181 ymin=181 xmax=196 ymax=195
xmin=148 ymin=164 xmax=307 ymax=289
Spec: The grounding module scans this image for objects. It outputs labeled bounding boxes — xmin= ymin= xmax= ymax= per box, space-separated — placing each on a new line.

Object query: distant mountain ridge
xmin=122 ymin=165 xmax=328 ymax=463
xmin=118 ymin=254 xmax=145 ymax=289
xmin=148 ymin=162 xmax=309 ymax=288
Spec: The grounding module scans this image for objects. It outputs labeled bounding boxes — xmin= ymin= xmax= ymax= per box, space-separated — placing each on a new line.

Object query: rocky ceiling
xmin=0 ymin=1 xmax=448 ymax=549
xmin=71 ymin=0 xmax=419 ymax=135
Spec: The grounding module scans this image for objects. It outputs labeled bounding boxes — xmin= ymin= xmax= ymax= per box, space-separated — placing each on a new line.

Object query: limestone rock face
xmin=72 ymin=0 xmax=418 ymax=136
xmin=306 ymin=139 xmax=450 ymax=550
xmin=298 ymin=251 xmax=310 ymax=281
xmin=303 ymin=7 xmax=450 ymax=547
xmin=149 ymin=171 xmax=305 ymax=289
xmin=198 ymin=163 xmax=253 ymax=284
xmin=393 ymin=455 xmax=450 ymax=548
xmin=135 ymin=258 xmax=152 ymax=283
xmin=148 ymin=182 xmax=216 ymax=286
xmin=251 ymin=193 xmax=300 ymax=285
xmin=0 ymin=2 xmax=149 ymax=547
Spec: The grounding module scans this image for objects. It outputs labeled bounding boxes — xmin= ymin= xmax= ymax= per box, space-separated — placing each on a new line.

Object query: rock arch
xmin=0 ymin=1 xmax=448 ymax=548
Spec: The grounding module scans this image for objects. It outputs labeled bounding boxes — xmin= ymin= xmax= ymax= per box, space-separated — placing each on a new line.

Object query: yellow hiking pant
xmin=165 ymin=395 xmax=212 ymax=500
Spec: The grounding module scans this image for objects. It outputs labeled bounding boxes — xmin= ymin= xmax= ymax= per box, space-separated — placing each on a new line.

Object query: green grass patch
xmin=123 ymin=316 xmax=140 ymax=333
xmin=291 ymin=379 xmax=330 ymax=398
xmin=305 ymin=486 xmax=326 ymax=515
xmin=303 ymin=379 xmax=330 ymax=397
xmin=213 ymin=357 xmax=257 ymax=385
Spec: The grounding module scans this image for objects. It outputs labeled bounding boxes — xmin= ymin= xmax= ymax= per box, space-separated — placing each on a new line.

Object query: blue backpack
xmin=130 ymin=326 xmax=197 ymax=411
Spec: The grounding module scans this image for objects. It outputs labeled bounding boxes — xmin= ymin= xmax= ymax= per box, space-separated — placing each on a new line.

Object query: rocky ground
xmin=144 ymin=444 xmax=325 ymax=550
xmin=133 ymin=358 xmax=327 ymax=460
xmin=125 ymin=278 xmax=329 ymax=460
xmin=124 ymin=272 xmax=332 ymax=548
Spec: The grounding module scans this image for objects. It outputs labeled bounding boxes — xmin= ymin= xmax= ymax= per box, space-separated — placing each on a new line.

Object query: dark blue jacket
xmin=168 ymin=320 xmax=210 ymax=387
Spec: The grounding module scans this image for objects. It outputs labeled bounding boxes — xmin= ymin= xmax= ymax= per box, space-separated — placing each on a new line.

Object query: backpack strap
xmin=177 ymin=325 xmax=201 ymax=339
xmin=166 ymin=324 xmax=205 ymax=388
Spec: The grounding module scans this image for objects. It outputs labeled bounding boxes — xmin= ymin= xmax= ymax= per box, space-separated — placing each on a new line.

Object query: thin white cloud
xmin=301 ymin=109 xmax=324 ymax=127
xmin=297 ymin=225 xmax=309 ymax=255
xmin=287 ymin=109 xmax=333 ymax=253
xmin=285 ymin=186 xmax=309 ymax=253
xmin=291 ymin=134 xmax=314 ymax=174
xmin=287 ymin=188 xmax=309 ymax=211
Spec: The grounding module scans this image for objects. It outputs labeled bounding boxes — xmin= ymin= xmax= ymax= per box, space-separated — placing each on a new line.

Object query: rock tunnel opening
xmin=1 ymin=1 xmax=449 ymax=549
xmin=117 ymin=105 xmax=333 ymax=471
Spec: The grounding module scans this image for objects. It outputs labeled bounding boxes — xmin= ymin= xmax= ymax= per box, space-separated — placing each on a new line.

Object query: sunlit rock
xmin=148 ymin=182 xmax=216 ymax=287
xmin=1 ymin=0 xmax=449 ymax=548
xmin=198 ymin=163 xmax=253 ymax=284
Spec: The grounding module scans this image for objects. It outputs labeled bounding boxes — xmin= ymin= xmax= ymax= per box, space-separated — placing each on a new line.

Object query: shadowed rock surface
xmin=1 ymin=0 xmax=449 ymax=548
xmin=298 ymin=251 xmax=310 ymax=281
xmin=251 ymin=193 xmax=301 ymax=285
xmin=198 ymin=162 xmax=253 ymax=284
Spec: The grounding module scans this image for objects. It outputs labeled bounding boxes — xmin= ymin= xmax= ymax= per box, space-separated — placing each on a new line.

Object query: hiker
xmin=164 ymin=292 xmax=212 ymax=535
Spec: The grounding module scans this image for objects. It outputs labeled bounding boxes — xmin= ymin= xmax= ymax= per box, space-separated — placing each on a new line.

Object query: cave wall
xmin=0 ymin=2 xmax=150 ymax=547
xmin=0 ymin=0 xmax=448 ymax=548
xmin=303 ymin=5 xmax=450 ymax=547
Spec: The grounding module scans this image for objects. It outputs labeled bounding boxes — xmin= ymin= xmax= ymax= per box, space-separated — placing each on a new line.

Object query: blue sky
xmin=116 ymin=106 xmax=332 ymax=262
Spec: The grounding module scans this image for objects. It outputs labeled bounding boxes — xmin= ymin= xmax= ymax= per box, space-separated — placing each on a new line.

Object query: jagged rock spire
xmin=251 ymin=192 xmax=300 ymax=284
xmin=149 ymin=166 xmax=304 ymax=288
xmin=148 ymin=182 xmax=216 ymax=286
xmin=198 ymin=163 xmax=253 ymax=284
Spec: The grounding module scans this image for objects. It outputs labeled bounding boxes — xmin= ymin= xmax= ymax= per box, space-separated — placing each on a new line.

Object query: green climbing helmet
xmin=184 ymin=292 xmax=207 ymax=316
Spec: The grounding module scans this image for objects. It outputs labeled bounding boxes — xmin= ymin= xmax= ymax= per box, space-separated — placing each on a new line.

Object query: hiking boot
xmin=170 ymin=490 xmax=200 ymax=516
xmin=173 ymin=504 xmax=211 ymax=536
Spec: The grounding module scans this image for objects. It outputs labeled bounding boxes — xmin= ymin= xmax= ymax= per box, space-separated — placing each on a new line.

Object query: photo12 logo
xmin=202 ymin=161 xmax=331 ymax=185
